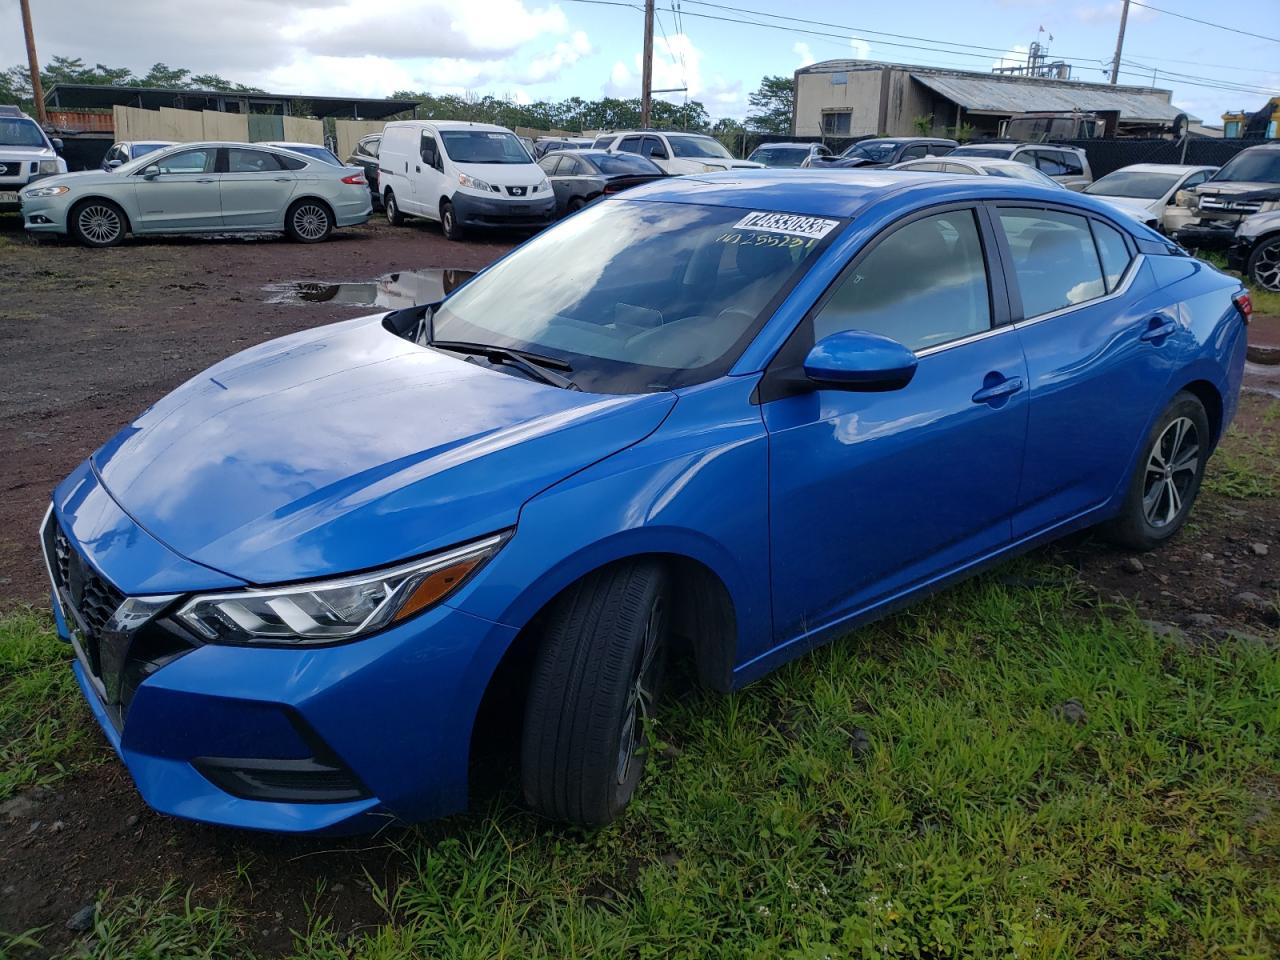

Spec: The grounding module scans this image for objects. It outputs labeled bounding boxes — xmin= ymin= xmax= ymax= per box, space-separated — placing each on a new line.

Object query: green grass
xmin=3 ymin=570 xmax=1279 ymax=959
xmin=1196 ymin=251 xmax=1280 ymax=314
xmin=0 ymin=609 xmax=97 ymax=800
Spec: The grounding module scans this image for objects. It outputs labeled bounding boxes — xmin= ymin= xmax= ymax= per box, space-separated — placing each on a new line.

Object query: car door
xmin=416 ymin=131 xmax=448 ymax=218
xmin=990 ymin=204 xmax=1177 ymax=538
xmin=761 ymin=205 xmax=1029 ymax=642
xmin=539 ymin=155 xmax=569 ymax=208
xmin=131 ymin=147 xmax=222 ymax=232
xmin=220 ymin=148 xmax=297 ymax=228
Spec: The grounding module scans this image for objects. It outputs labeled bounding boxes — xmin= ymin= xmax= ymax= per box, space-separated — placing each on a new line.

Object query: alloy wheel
xmin=615 ymin=596 xmax=664 ymax=785
xmin=1252 ymin=239 xmax=1280 ymax=293
xmin=78 ymin=205 xmax=122 ymax=245
xmin=291 ymin=204 xmax=329 ymax=241
xmin=385 ymin=195 xmax=397 ymax=224
xmin=1143 ymin=416 xmax=1199 ymax=528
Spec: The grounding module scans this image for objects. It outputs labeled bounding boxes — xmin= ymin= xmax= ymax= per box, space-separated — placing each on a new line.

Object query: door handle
xmin=273 ymin=177 xmax=290 ymax=182
xmin=415 ymin=165 xmax=421 ymax=173
xmin=971 ymin=376 xmax=1024 ymax=405
xmin=196 ymin=178 xmax=215 ymax=183
xmin=1140 ymin=316 xmax=1177 ymax=343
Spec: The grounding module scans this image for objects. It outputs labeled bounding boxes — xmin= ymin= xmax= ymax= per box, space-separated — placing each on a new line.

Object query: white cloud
xmin=794 ymin=42 xmax=816 ymax=68
xmin=991 ymin=43 xmax=1030 ymax=70
xmin=850 ymin=37 xmax=871 ymax=60
xmin=1074 ymin=2 xmax=1155 ymax=24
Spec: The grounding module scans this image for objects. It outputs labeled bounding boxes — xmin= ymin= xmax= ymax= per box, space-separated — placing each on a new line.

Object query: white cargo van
xmin=378 ymin=120 xmax=555 ymax=240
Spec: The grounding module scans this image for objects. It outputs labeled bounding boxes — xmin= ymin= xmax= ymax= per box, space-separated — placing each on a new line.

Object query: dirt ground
xmin=1 ymin=210 xmax=1277 ymax=955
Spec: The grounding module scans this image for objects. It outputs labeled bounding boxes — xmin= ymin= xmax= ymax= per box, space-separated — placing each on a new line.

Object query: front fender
xmin=447 ymin=375 xmax=772 ymax=678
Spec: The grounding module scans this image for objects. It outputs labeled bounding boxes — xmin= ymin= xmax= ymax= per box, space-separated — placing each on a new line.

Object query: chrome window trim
xmin=914 ymin=323 xmax=1016 ymax=358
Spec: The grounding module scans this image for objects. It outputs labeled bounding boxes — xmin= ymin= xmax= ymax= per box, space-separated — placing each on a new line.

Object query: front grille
xmin=1199 ymin=197 xmax=1262 ymax=215
xmin=0 ymin=161 xmax=18 ymax=177
xmin=505 ymin=185 xmax=530 ymax=197
xmin=47 ymin=519 xmax=124 ymax=639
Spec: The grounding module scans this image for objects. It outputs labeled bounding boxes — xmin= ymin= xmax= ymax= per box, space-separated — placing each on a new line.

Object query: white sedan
xmin=1083 ymin=163 xmax=1218 ymax=234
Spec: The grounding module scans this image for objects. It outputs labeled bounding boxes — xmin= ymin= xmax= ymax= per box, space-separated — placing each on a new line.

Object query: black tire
xmin=68 ymin=199 xmax=126 ymax=248
xmin=567 ymin=196 xmax=587 ymax=213
xmin=1104 ymin=391 xmax=1210 ymax=551
xmin=521 ymin=561 xmax=670 ymax=826
xmin=284 ymin=199 xmax=333 ymax=243
xmin=440 ymin=200 xmax=464 ymax=241
xmin=1247 ymin=235 xmax=1280 ymax=293
xmin=384 ymin=190 xmax=404 ymax=226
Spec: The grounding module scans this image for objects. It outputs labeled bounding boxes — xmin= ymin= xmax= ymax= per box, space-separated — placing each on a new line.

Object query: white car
xmin=0 ymin=105 xmax=67 ymax=211
xmin=1083 ymin=164 xmax=1218 ymax=234
xmin=378 ymin=120 xmax=555 ymax=240
xmin=599 ymin=130 xmax=762 ymax=175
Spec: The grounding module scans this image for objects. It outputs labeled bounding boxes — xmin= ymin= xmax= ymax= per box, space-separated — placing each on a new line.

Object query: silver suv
xmin=0 ymin=105 xmax=67 ymax=211
xmin=1172 ymin=144 xmax=1280 ymax=250
xmin=947 ymin=142 xmax=1092 ymax=191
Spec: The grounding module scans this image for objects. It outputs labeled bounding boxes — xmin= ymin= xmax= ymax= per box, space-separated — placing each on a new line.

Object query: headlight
xmin=38 ymin=159 xmax=59 ymax=175
xmin=23 ymin=184 xmax=69 ymax=198
xmin=458 ymin=173 xmax=493 ymax=192
xmin=536 ymin=179 xmax=551 ymax=193
xmin=176 ymin=533 xmax=507 ymax=645
xmin=1175 ymin=190 xmax=1195 ymax=208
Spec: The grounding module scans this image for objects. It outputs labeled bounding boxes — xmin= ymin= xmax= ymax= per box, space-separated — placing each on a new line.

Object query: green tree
xmin=139 ymin=62 xmax=192 ymax=88
xmin=745 ymin=75 xmax=793 ymax=134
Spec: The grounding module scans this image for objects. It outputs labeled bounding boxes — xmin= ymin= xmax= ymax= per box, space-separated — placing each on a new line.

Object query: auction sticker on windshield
xmin=733 ymin=211 xmax=840 ymax=239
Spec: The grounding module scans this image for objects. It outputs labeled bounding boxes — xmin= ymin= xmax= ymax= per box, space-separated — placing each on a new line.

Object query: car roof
xmin=617 ymin=168 xmax=1125 ymax=219
xmin=1101 ymin=163 xmax=1217 ymax=174
xmin=264 ymin=141 xmax=331 ymax=149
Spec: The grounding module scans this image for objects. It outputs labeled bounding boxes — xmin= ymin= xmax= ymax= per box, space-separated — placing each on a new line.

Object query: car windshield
xmin=285 ymin=146 xmax=342 ymax=165
xmin=843 ymin=141 xmax=899 ymax=161
xmin=750 ymin=147 xmax=808 ymax=168
xmin=1084 ymin=170 xmax=1180 ymax=199
xmin=0 ymin=118 xmax=46 ymax=147
xmin=590 ymin=153 xmax=662 ymax=175
xmin=133 ymin=143 xmax=170 ymax=158
xmin=1212 ymin=150 xmax=1280 ymax=184
xmin=667 ymin=135 xmax=734 ymax=159
xmin=951 ymin=146 xmax=1015 ymax=159
xmin=441 ymin=131 xmax=532 ymax=164
xmin=428 ymin=200 xmax=840 ymax=392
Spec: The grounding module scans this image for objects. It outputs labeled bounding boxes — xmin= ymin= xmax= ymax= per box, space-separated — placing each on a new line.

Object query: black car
xmin=346 ymin=133 xmax=382 ymax=202
xmin=807 ymin=137 xmax=957 ymax=169
xmin=537 ymin=149 xmax=667 ymax=215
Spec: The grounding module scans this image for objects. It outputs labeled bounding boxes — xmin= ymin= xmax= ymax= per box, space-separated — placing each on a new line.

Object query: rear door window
xmin=617 ymin=136 xmax=643 ymax=155
xmin=227 ymin=149 xmax=283 ymax=173
xmin=899 ymin=144 xmax=929 ymax=161
xmin=997 ymin=208 xmax=1107 ymax=317
xmin=812 ymin=209 xmax=992 ymax=351
xmin=1090 ymin=219 xmax=1133 ymax=291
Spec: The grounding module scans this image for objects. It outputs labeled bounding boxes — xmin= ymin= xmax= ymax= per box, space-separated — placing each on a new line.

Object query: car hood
xmin=1196 ymin=181 xmax=1280 ymax=197
xmin=92 ymin=315 xmax=676 ymax=585
xmin=22 ymin=169 xmax=118 ymax=191
xmin=453 ymin=161 xmax=545 ymax=186
xmin=0 ymin=144 xmax=54 ymax=158
xmin=1093 ymin=194 xmax=1160 ymax=215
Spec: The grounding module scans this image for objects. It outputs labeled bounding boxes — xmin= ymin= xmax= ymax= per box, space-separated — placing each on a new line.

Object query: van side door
xmin=416 ymin=131 xmax=448 ymax=220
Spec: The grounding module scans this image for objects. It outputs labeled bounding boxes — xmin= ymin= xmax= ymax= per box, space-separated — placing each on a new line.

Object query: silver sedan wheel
xmin=291 ymin=203 xmax=330 ymax=241
xmin=615 ymin=596 xmax=664 ymax=785
xmin=78 ymin=205 xmax=123 ymax=245
xmin=1143 ymin=416 xmax=1199 ymax=528
xmin=1252 ymin=239 xmax=1280 ymax=292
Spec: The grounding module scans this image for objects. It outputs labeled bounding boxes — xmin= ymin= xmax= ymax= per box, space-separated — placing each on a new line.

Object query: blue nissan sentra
xmin=43 ymin=170 xmax=1249 ymax=833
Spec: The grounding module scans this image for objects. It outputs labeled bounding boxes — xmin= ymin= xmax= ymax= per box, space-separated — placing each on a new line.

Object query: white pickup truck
xmin=0 ymin=105 xmax=68 ymax=211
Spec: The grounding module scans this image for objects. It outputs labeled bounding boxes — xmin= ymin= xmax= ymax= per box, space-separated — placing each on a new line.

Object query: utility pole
xmin=18 ymin=0 xmax=47 ymax=124
xmin=1109 ymin=0 xmax=1130 ymax=85
xmin=640 ymin=0 xmax=655 ymax=128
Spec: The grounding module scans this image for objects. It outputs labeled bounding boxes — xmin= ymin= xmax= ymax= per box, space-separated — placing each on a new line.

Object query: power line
xmin=1127 ymin=1 xmax=1280 ymax=44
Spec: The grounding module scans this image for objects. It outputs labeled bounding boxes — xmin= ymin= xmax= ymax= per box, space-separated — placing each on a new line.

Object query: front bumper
xmin=451 ymin=191 xmax=555 ymax=228
xmin=1227 ymin=235 xmax=1257 ymax=274
xmin=1171 ymin=218 xmax=1241 ymax=249
xmin=19 ymin=192 xmax=71 ymax=233
xmin=48 ymin=461 xmax=517 ymax=833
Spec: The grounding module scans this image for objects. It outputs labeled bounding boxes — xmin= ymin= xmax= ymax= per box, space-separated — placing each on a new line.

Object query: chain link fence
xmin=1057 ymin=138 xmax=1260 ymax=179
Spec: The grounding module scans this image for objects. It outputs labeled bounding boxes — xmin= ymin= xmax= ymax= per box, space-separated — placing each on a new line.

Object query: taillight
xmin=1233 ymin=290 xmax=1252 ymax=323
xmin=341 ymin=173 xmax=366 ymax=185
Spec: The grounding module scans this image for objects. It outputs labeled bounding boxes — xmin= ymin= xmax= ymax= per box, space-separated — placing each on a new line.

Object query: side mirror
xmin=650 ymin=149 xmax=668 ymax=160
xmin=141 ymin=164 xmax=161 ymax=179
xmin=802 ymin=330 xmax=918 ymax=392
xmin=107 ymin=159 xmax=122 ymax=169
xmin=51 ymin=137 xmax=63 ymax=152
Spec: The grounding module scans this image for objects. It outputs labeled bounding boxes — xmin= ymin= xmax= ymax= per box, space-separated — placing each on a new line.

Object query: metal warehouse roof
xmin=910 ymin=73 xmax=1198 ymax=123
xmin=44 ymin=84 xmax=419 ymax=120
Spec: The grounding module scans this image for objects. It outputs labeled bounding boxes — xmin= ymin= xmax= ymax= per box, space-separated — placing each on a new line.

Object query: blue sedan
xmin=42 ymin=171 xmax=1249 ymax=832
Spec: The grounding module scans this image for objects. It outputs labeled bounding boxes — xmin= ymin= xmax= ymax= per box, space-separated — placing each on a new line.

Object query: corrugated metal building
xmin=793 ymin=60 xmax=1196 ymax=139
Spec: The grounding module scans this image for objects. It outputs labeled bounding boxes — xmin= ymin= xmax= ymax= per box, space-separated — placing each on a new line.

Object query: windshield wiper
xmin=430 ymin=340 xmax=580 ymax=390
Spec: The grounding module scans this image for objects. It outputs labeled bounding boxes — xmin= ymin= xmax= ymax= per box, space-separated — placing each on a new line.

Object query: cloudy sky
xmin=2 ymin=0 xmax=1277 ymax=123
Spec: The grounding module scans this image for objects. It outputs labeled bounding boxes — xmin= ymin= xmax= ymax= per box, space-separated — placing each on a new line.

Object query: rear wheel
xmin=521 ymin=561 xmax=670 ymax=826
xmin=1104 ymin=391 xmax=1209 ymax=550
xmin=384 ymin=190 xmax=404 ymax=226
xmin=68 ymin=199 xmax=126 ymax=248
xmin=567 ymin=196 xmax=587 ymax=213
xmin=441 ymin=200 xmax=464 ymax=241
xmin=1247 ymin=236 xmax=1280 ymax=293
xmin=285 ymin=199 xmax=333 ymax=243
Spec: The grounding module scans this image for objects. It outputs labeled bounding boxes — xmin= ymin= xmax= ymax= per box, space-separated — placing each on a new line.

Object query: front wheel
xmin=384 ymin=190 xmax=404 ymax=226
xmin=285 ymin=200 xmax=333 ymax=243
xmin=1247 ymin=236 xmax=1280 ymax=293
xmin=69 ymin=199 xmax=127 ymax=248
xmin=440 ymin=200 xmax=464 ymax=241
xmin=1104 ymin=391 xmax=1210 ymax=550
xmin=521 ymin=562 xmax=670 ymax=826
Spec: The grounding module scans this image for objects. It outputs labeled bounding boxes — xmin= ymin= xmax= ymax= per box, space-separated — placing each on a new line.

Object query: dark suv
xmin=805 ymin=137 xmax=957 ymax=169
xmin=346 ymin=134 xmax=382 ymax=204
xmin=1175 ymin=143 xmax=1280 ymax=250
